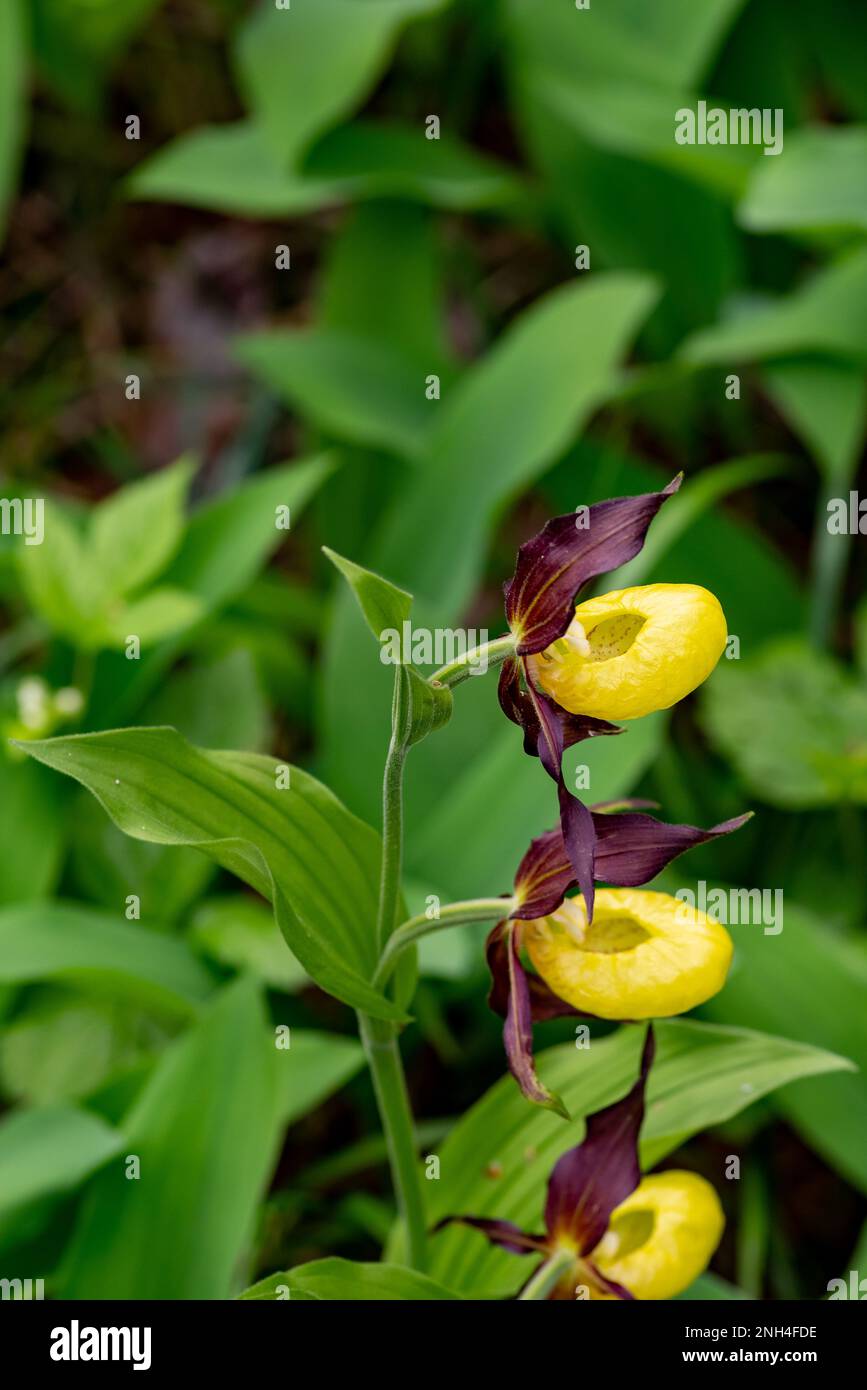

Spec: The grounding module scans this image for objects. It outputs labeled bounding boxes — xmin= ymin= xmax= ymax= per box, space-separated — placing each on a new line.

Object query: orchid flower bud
xmin=527 ymin=583 xmax=727 ymax=722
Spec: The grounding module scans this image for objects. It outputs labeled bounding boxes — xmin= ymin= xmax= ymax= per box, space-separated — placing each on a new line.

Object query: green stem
xmin=518 ymin=1248 xmax=575 ymax=1301
xmin=363 ymin=666 xmax=427 ymax=1268
xmin=375 ymin=730 xmax=406 ymax=953
xmin=374 ymin=898 xmax=513 ymax=989
xmin=359 ymin=1014 xmax=429 ymax=1271
xmin=430 ymin=633 xmax=515 ymax=689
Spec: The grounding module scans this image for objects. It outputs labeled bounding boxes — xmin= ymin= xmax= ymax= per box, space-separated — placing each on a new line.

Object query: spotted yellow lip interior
xmin=580 ymin=613 xmax=646 ymax=661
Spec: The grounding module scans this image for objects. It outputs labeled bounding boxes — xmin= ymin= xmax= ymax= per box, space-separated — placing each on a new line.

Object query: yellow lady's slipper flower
xmin=521 ymin=887 xmax=732 ymax=1019
xmin=589 ymin=1171 xmax=725 ymax=1301
xmin=438 ymin=1029 xmax=726 ymax=1301
xmin=527 ymin=583 xmax=727 ymax=721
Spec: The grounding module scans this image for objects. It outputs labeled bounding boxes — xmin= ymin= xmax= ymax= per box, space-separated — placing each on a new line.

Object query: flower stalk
xmin=374 ymin=898 xmax=515 ymax=989
xmin=430 ymin=633 xmax=516 ymax=688
xmin=518 ymin=1247 xmax=576 ymax=1301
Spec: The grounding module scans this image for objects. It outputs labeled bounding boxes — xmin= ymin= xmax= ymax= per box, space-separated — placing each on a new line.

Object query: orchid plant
xmin=21 ymin=477 xmax=750 ymax=1300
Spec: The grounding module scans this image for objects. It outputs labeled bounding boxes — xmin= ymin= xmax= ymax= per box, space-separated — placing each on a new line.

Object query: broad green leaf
xmin=163 ymin=454 xmax=333 ymax=609
xmin=0 ymin=0 xmax=26 ymax=245
xmin=763 ymin=359 xmax=866 ymax=485
xmin=126 ymin=122 xmax=345 ymax=216
xmin=106 ymin=586 xmax=205 ymax=646
xmin=323 ymin=547 xmax=412 ymax=642
xmin=678 ymin=1273 xmax=749 ymax=1300
xmin=241 ymin=1257 xmax=460 ymax=1301
xmin=127 ymin=117 xmax=515 ymax=218
xmin=21 ymin=727 xmax=404 ymax=1022
xmin=704 ymin=902 xmax=867 ymax=1193
xmin=83 ymin=455 xmax=332 ymax=731
xmin=90 ymin=458 xmax=193 ymax=599
xmin=505 ymin=0 xmax=746 ymax=90
xmin=303 ymin=120 xmax=525 ymax=210
xmin=700 ymin=639 xmax=867 ymax=807
xmin=504 ymin=1 xmax=743 ymax=335
xmin=58 ymin=977 xmax=280 ymax=1299
xmin=237 ymin=329 xmax=431 ymax=459
xmin=143 ymin=649 xmax=269 ymax=752
xmin=273 ymin=1029 xmax=365 ymax=1127
xmin=423 ymin=1020 xmax=850 ymax=1294
xmin=541 ymin=72 xmax=753 ymax=200
xmin=233 ymin=0 xmax=443 ymax=168
xmin=378 ymin=274 xmax=661 ymax=612
xmin=0 ymin=1105 xmax=121 ymax=1223
xmin=17 ymin=480 xmax=203 ymax=651
xmin=739 ymin=126 xmax=867 ymax=234
xmin=681 ymin=248 xmax=867 ymax=365
xmin=0 ymin=759 xmax=67 ymax=904
xmin=190 ymin=895 xmax=307 ymax=992
xmin=321 ymin=201 xmax=448 ymax=366
xmin=0 ymin=991 xmax=175 ymax=1105
xmin=67 ymin=648 xmax=268 ymax=924
xmin=18 ymin=501 xmax=103 ymax=644
xmin=0 ymin=901 xmax=213 ymax=1014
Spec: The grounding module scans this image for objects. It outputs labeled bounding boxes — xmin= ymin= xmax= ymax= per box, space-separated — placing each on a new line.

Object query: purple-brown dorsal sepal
xmin=505 ymin=475 xmax=682 ymax=655
xmin=485 ymin=921 xmax=569 ymax=1118
xmin=432 ymin=1215 xmax=547 ymax=1256
xmin=511 ymin=810 xmax=752 ymax=920
xmin=543 ymin=1026 xmax=656 ymax=1256
xmin=592 ymin=809 xmax=753 ymax=887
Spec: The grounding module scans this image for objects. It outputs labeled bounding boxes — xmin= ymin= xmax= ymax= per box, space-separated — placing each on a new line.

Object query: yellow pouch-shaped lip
xmin=527 ymin=583 xmax=727 ymax=721
xmin=588 ymin=1171 xmax=725 ymax=1300
xmin=521 ymin=887 xmax=733 ymax=1019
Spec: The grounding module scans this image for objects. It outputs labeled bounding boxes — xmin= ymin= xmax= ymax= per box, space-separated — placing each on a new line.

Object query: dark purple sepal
xmin=593 ymin=809 xmax=753 ymax=888
xmin=543 ymin=1026 xmax=655 ymax=1256
xmin=488 ymin=920 xmax=585 ymax=1023
xmin=432 ymin=1215 xmax=547 ymax=1256
xmin=558 ymin=778 xmax=597 ymax=923
xmin=498 ymin=657 xmax=622 ymax=921
xmin=512 ymin=810 xmax=752 ymax=921
xmin=510 ymin=828 xmax=575 ymax=921
xmin=486 ymin=922 xmax=569 ymax=1118
xmin=505 ymin=475 xmax=682 ymax=655
xmin=497 ymin=657 xmax=621 ymax=765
